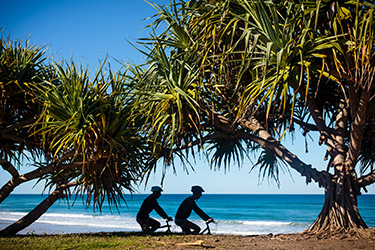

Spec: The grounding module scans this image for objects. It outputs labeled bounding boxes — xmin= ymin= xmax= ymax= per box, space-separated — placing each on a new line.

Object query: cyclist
xmin=175 ymin=185 xmax=214 ymax=234
xmin=136 ymin=186 xmax=173 ymax=233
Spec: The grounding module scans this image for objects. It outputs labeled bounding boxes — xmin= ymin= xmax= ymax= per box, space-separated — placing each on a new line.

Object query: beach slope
xmin=1 ymin=229 xmax=374 ymax=249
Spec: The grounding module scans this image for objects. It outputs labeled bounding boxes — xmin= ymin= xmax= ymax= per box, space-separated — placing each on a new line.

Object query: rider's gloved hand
xmin=207 ymin=218 xmax=214 ymax=223
xmin=167 ymin=216 xmax=173 ymax=221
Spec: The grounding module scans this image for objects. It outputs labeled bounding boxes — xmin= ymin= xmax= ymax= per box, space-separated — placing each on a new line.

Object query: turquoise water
xmin=0 ymin=194 xmax=374 ymax=235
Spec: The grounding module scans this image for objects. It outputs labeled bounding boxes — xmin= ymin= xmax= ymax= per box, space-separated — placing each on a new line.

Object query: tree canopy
xmin=0 ymin=35 xmax=156 ymax=235
xmin=129 ymin=0 xmax=375 ymax=232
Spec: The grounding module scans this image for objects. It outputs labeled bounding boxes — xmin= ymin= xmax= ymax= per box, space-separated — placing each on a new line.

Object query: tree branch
xmin=292 ymin=118 xmax=335 ymax=135
xmin=0 ymin=117 xmax=37 ymax=135
xmin=357 ymin=170 xmax=375 ymax=190
xmin=0 ymin=159 xmax=19 ymax=179
xmin=0 ymin=152 xmax=78 ymax=204
xmin=346 ymin=91 xmax=371 ymax=171
xmin=238 ymin=116 xmax=331 ymax=188
xmin=0 ymin=182 xmax=77 ymax=236
xmin=332 ymin=103 xmax=348 ymax=172
xmin=209 ymin=109 xmax=237 ymax=135
xmin=297 ymin=87 xmax=336 ymax=156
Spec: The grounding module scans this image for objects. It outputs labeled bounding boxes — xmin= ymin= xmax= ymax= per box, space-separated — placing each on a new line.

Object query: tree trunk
xmin=306 ymin=174 xmax=367 ymax=233
xmin=0 ymin=186 xmax=65 ymax=236
xmin=0 ymin=155 xmax=78 ymax=204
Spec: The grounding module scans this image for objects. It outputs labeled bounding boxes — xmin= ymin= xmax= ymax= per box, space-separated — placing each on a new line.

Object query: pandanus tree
xmin=0 ymin=34 xmax=47 ymax=201
xmin=32 ymin=61 xmax=148 ymax=208
xmin=0 ymin=34 xmax=153 ymax=235
xmin=133 ymin=0 xmax=375 ymax=233
xmin=0 ymin=34 xmax=45 ymax=180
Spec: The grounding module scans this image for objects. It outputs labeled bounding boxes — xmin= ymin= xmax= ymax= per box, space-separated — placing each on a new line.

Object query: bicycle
xmin=199 ymin=220 xmax=215 ymax=235
xmin=158 ymin=219 xmax=172 ymax=233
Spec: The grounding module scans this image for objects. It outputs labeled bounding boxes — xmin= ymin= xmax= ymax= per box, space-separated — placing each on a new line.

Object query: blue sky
xmin=1 ymin=0 xmax=373 ymax=195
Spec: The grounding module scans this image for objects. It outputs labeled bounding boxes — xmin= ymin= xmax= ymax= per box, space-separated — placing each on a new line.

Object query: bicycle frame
xmin=158 ymin=219 xmax=171 ymax=233
xmin=199 ymin=221 xmax=213 ymax=235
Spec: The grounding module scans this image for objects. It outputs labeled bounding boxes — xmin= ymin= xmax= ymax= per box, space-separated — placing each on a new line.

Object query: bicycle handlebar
xmin=206 ymin=219 xmax=214 ymax=224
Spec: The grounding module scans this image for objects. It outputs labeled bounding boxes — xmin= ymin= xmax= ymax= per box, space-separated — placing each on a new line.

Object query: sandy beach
xmin=1 ymin=228 xmax=374 ymax=250
xmin=157 ymin=230 xmax=375 ymax=250
xmin=104 ymin=229 xmax=375 ymax=250
xmin=0 ymin=229 xmax=375 ymax=250
xmin=80 ymin=229 xmax=375 ymax=250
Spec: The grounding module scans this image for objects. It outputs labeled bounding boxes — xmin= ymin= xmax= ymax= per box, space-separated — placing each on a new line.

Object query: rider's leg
xmin=175 ymin=219 xmax=200 ymax=234
xmin=148 ymin=218 xmax=161 ymax=232
xmin=136 ymin=217 xmax=152 ymax=232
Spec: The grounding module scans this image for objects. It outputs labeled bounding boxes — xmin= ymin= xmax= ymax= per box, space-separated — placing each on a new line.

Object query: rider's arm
xmin=192 ymin=201 xmax=210 ymax=221
xmin=154 ymin=201 xmax=169 ymax=219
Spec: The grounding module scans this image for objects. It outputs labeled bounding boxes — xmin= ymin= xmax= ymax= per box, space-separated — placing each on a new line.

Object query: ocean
xmin=0 ymin=194 xmax=374 ymax=235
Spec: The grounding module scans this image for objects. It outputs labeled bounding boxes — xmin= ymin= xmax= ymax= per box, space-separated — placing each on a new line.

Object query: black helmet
xmin=191 ymin=185 xmax=205 ymax=193
xmin=151 ymin=186 xmax=163 ymax=192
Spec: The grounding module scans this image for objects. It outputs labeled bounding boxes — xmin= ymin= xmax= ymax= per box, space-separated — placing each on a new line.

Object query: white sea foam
xmin=206 ymin=219 xmax=309 ymax=235
xmin=0 ymin=211 xmax=307 ymax=235
xmin=241 ymin=220 xmax=290 ymax=226
xmin=0 ymin=211 xmax=141 ymax=234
